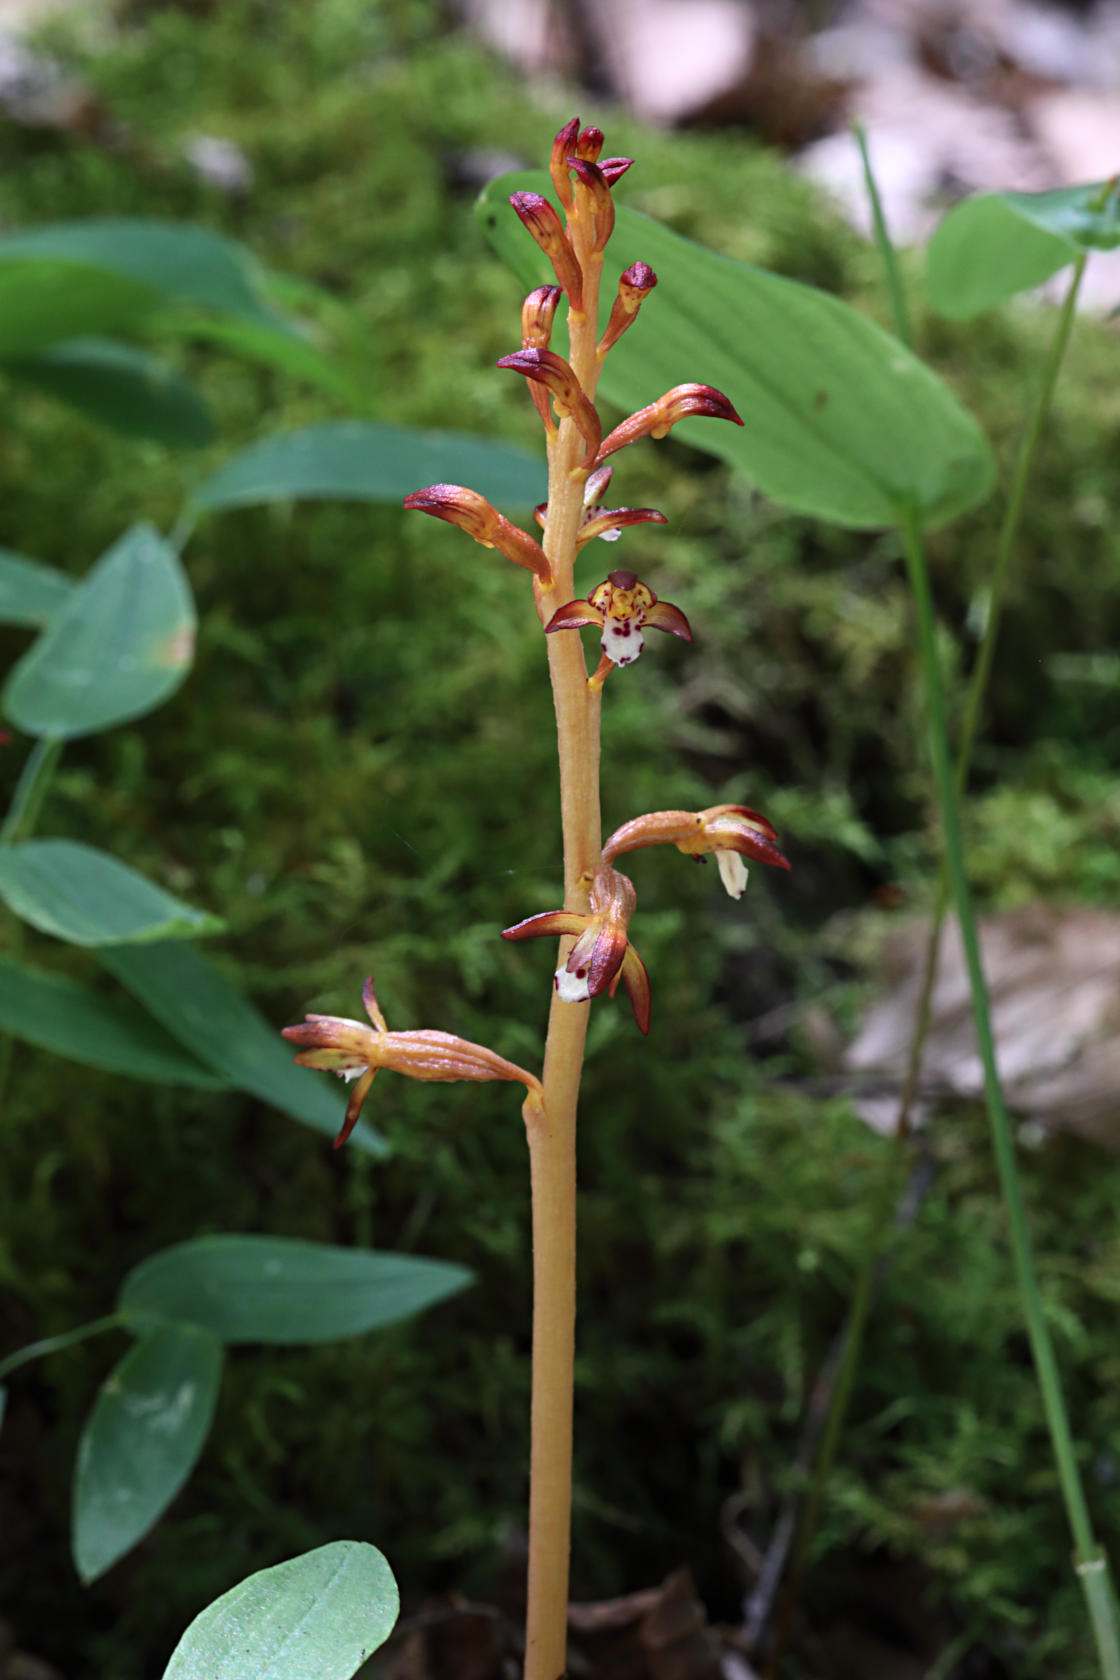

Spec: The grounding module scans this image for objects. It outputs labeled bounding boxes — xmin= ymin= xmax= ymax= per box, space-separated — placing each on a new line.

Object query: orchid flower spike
xmin=501 ymin=865 xmax=651 ymax=1033
xmin=545 ymin=569 xmax=691 ymax=683
xmin=603 ymin=804 xmax=791 ymax=899
xmin=282 ymin=976 xmax=544 ymax=1148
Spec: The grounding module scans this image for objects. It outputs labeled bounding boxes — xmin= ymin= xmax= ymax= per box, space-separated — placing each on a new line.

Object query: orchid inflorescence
xmin=283 ymin=116 xmax=789 ymax=1143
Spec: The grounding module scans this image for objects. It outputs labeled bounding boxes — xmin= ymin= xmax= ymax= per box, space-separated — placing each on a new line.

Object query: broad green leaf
xmin=0 ymin=840 xmax=222 ymax=946
xmin=0 ymin=955 xmax=225 ymax=1085
xmin=4 ymin=523 xmax=195 ymax=738
xmin=927 ymin=183 xmax=1120 ymax=318
xmin=149 ymin=310 xmax=358 ymax=403
xmin=0 ymin=549 xmax=72 ymax=628
xmin=72 ymin=1323 xmax=223 ymax=1583
xmin=927 ymin=195 xmax=1077 ymax=318
xmin=477 ymin=173 xmax=994 ymax=530
xmin=162 ymin=1541 xmax=399 ymax=1680
xmin=5 ymin=338 xmax=213 ymax=445
xmin=119 ymin=1235 xmax=471 ymax=1344
xmin=99 ymin=940 xmax=388 ymax=1157
xmin=0 ymin=219 xmax=284 ymax=356
xmin=192 ymin=421 xmax=546 ymax=513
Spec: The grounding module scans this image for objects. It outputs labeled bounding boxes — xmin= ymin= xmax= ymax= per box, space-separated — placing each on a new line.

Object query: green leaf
xmin=72 ymin=1323 xmax=223 ymax=1583
xmin=4 ymin=523 xmax=195 ymax=739
xmin=5 ymin=338 xmax=213 ymax=445
xmin=0 ymin=549 xmax=73 ymax=628
xmin=119 ymin=1235 xmax=471 ymax=1344
xmin=0 ymin=955 xmax=225 ymax=1085
xmin=927 ymin=183 xmax=1120 ymax=318
xmin=192 ymin=420 xmax=547 ymax=513
xmin=98 ymin=940 xmax=389 ymax=1157
xmin=927 ymin=196 xmax=1074 ymax=318
xmin=0 ymin=219 xmax=284 ymax=356
xmin=149 ymin=310 xmax=358 ymax=403
xmin=162 ymin=1541 xmax=399 ymax=1680
xmin=477 ymin=173 xmax=994 ymax=531
xmin=0 ymin=840 xmax=222 ymax=946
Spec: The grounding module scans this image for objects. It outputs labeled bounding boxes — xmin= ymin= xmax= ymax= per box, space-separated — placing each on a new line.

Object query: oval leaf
xmin=72 ymin=1323 xmax=223 ymax=1583
xmin=119 ymin=1235 xmax=471 ymax=1344
xmin=0 ymin=549 xmax=73 ymax=628
xmin=927 ymin=193 xmax=1078 ymax=319
xmin=98 ymin=940 xmax=388 ymax=1157
xmin=0 ymin=220 xmax=284 ymax=357
xmin=6 ymin=338 xmax=214 ymax=446
xmin=0 ymin=840 xmax=222 ymax=946
xmin=149 ymin=310 xmax=358 ymax=403
xmin=478 ymin=172 xmax=994 ymax=531
xmin=193 ymin=421 xmax=546 ymax=513
xmin=0 ymin=955 xmax=224 ymax=1085
xmin=162 ymin=1541 xmax=399 ymax=1680
xmin=4 ymin=523 xmax=196 ymax=739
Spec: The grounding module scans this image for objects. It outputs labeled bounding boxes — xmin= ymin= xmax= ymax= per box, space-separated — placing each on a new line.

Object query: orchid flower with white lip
xmin=602 ymin=804 xmax=791 ymax=900
xmin=501 ymin=864 xmax=651 ymax=1033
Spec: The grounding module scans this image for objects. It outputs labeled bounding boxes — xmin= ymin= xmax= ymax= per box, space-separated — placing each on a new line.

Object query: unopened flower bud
xmin=598 ymin=262 xmax=658 ymax=356
xmin=521 ymin=285 xmax=563 ymax=350
xmin=403 ymin=483 xmax=552 ymax=582
xmin=575 ymin=126 xmax=604 ymax=161
xmin=566 ymin=158 xmax=614 ymax=253
xmin=510 ymin=191 xmax=584 ymax=309
xmin=521 ymin=285 xmax=563 ymax=429
xmin=496 ymin=348 xmax=602 ymax=467
xmin=598 ymin=384 xmax=744 ymax=461
xmin=550 ymin=116 xmax=581 ymax=209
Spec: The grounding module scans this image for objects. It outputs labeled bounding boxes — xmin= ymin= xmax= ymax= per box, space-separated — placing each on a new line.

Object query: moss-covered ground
xmin=3 ymin=3 xmax=1120 ymax=1676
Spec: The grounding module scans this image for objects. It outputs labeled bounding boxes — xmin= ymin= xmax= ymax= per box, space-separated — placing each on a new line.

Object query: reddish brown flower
xmin=533 ymin=465 xmax=667 ymax=550
xmin=598 ymin=384 xmax=743 ymax=461
xmin=509 ymin=191 xmax=584 ymax=309
xmin=282 ymin=976 xmax=544 ymax=1148
xmin=496 ymin=348 xmax=602 ymax=465
xmin=502 ymin=866 xmax=651 ymax=1033
xmin=402 ymin=484 xmax=551 ymax=583
xmin=545 ymin=569 xmax=691 ymax=672
xmin=598 ymin=262 xmax=658 ymax=357
xmin=602 ymin=805 xmax=791 ymax=899
xmin=566 ymin=157 xmax=615 ymax=253
xmin=521 ymin=285 xmax=563 ymax=351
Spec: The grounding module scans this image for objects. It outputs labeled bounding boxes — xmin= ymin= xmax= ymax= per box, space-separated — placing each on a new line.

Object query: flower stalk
xmin=284 ymin=118 xmax=786 ymax=1680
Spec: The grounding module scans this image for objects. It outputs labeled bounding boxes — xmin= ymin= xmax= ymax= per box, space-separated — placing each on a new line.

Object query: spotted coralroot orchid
xmin=284 ymin=117 xmax=776 ymax=1680
xmin=545 ymin=569 xmax=692 ymax=687
xmin=501 ymin=864 xmax=651 ymax=1033
xmin=282 ymin=976 xmax=544 ymax=1148
xmin=603 ymin=804 xmax=791 ymax=900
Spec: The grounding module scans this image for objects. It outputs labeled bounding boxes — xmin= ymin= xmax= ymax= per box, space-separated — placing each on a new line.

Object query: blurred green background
xmin=3 ymin=3 xmax=1120 ymax=1676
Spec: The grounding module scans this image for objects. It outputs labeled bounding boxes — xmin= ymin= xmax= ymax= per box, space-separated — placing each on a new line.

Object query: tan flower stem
xmin=523 ymin=229 xmax=607 ymax=1680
